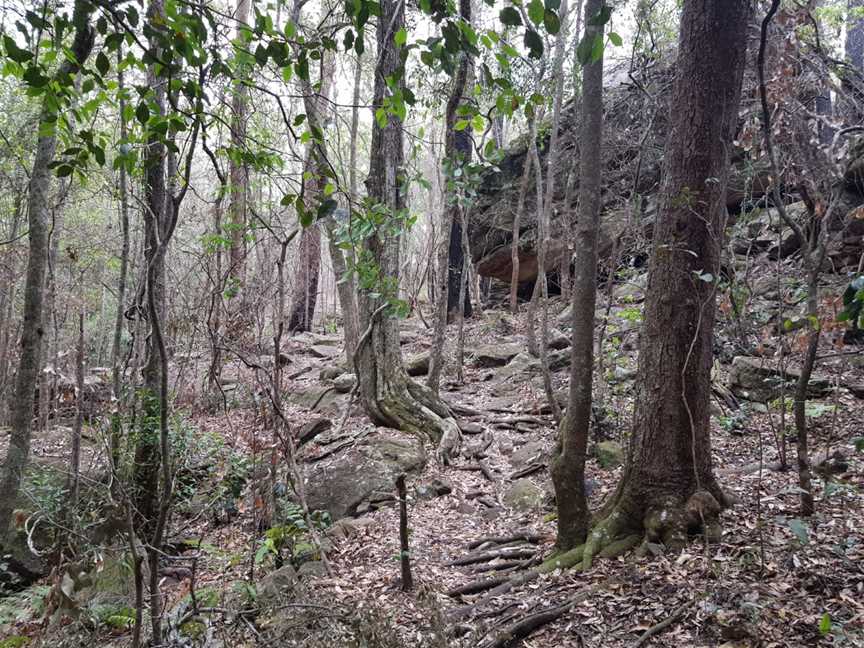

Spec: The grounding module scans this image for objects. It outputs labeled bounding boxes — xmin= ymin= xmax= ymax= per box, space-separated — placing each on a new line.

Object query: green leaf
xmin=394 ymin=27 xmax=407 ymax=47
xmin=819 ymin=613 xmax=832 ymax=636
xmin=524 ymin=29 xmax=543 ymax=59
xmin=454 ymin=119 xmax=469 ymax=131
xmin=544 ymin=10 xmax=560 ymax=35
xmin=23 ymin=66 xmax=48 ymax=88
xmin=55 ymin=164 xmax=74 ymax=178
xmin=527 ymin=0 xmax=544 ymax=26
xmin=577 ymin=33 xmax=593 ymax=65
xmin=375 ymin=107 xmax=388 ymax=128
xmin=499 ymin=7 xmax=522 ymax=26
xmin=3 ymin=36 xmax=33 ymax=64
xmin=609 ymin=31 xmax=623 ymax=47
xmin=135 ymin=100 xmax=149 ymax=125
xmin=587 ymin=4 xmax=613 ymax=26
xmin=95 ymin=51 xmax=110 ymax=76
xmin=590 ymin=32 xmax=604 ymax=63
xmin=317 ymin=198 xmax=338 ymax=221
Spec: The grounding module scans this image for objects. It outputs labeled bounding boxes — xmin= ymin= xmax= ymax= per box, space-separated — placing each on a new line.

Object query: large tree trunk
xmin=0 ymin=1 xmax=94 ymax=536
xmin=551 ymin=0 xmax=599 ymax=552
xmin=575 ymin=0 xmax=751 ymax=567
xmin=357 ymin=0 xmax=461 ymax=461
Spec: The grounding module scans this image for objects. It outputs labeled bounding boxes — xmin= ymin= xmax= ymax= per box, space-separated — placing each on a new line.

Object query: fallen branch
xmin=446 ymin=547 xmax=536 ymax=567
xmin=480 ymin=586 xmax=598 ymax=648
xmin=633 ymin=601 xmax=691 ymax=647
xmin=468 ymin=532 xmax=545 ymax=550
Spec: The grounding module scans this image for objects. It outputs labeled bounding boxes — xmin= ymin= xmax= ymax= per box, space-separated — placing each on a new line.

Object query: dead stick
xmin=396 ymin=474 xmax=413 ymax=591
xmin=633 ymin=602 xmax=690 ymax=647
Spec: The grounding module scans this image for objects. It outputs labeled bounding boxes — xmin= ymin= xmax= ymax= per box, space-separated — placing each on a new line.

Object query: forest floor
xmin=3 ymin=266 xmax=864 ymax=648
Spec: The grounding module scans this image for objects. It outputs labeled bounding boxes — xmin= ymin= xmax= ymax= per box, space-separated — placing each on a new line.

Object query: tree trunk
xmin=132 ymin=1 xmax=170 ymax=533
xmin=509 ymin=124 xmax=535 ymax=314
xmin=69 ymin=311 xmax=84 ymax=504
xmin=287 ymin=225 xmax=321 ymax=332
xmin=428 ymin=0 xmax=472 ymax=395
xmin=576 ymin=0 xmax=751 ymax=566
xmin=0 ymin=193 xmax=23 ymax=420
xmin=110 ymin=53 xmax=131 ymax=469
xmin=848 ymin=0 xmax=864 ymax=71
xmin=357 ymin=0 xmax=461 ymax=461
xmin=0 ymin=1 xmax=94 ymax=536
xmin=551 ymin=0 xmax=599 ymax=552
xmin=227 ymin=0 xmax=250 ymax=288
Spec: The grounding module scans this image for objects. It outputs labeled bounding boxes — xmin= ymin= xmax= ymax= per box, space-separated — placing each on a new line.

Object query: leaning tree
xmin=553 ymin=0 xmax=753 ymax=569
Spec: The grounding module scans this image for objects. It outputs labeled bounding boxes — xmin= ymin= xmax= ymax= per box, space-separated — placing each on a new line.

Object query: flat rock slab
xmin=471 ymin=343 xmax=524 ymax=367
xmin=304 ymin=429 xmax=426 ymax=520
xmin=728 ymin=356 xmax=831 ymax=402
xmin=308 ymin=345 xmax=342 ymax=359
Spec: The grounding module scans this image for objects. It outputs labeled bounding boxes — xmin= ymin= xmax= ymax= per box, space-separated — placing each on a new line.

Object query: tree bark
xmin=227 ymin=0 xmax=251 ymax=288
xmin=551 ymin=0 xmax=599 ymax=552
xmin=0 ymin=0 xmax=94 ymax=536
xmin=428 ymin=0 xmax=472 ymax=395
xmin=576 ymin=0 xmax=751 ymax=566
xmin=110 ymin=53 xmax=131 ymax=469
xmin=132 ymin=0 xmax=170 ymax=534
xmin=357 ymin=0 xmax=461 ymax=461
xmin=848 ymin=0 xmax=864 ymax=71
xmin=287 ymin=225 xmax=321 ymax=332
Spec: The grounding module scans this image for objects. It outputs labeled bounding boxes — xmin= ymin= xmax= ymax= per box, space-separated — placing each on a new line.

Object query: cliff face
xmin=466 ymin=60 xmax=777 ymax=289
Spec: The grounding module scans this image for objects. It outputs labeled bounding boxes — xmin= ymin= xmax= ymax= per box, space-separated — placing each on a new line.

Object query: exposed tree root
xmin=478 ymin=586 xmax=599 ymax=648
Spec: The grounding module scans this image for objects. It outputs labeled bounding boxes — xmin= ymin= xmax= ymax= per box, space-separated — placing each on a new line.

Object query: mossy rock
xmin=0 ymin=637 xmax=29 ymax=648
xmin=593 ymin=441 xmax=624 ymax=469
xmin=180 ymin=619 xmax=207 ymax=640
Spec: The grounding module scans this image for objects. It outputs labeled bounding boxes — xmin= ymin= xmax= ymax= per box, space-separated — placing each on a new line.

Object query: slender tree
xmin=228 ymin=0 xmax=250 ymax=288
xmin=0 ymin=0 xmax=95 ymax=536
xmin=551 ymin=0 xmax=601 ymax=551
xmin=428 ymin=0 xmax=472 ymax=395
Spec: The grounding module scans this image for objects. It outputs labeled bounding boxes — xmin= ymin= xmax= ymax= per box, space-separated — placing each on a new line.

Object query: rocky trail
xmin=3 ymin=250 xmax=864 ymax=647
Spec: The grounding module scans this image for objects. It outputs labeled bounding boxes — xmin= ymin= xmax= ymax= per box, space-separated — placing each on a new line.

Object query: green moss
xmin=0 ymin=637 xmax=29 ymax=648
xmin=180 ymin=619 xmax=206 ymax=640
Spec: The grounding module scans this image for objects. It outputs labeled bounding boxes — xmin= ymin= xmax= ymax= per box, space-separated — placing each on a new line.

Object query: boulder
xmin=297 ymin=418 xmax=332 ymax=446
xmin=509 ymin=441 xmax=546 ymax=468
xmin=285 ymin=386 xmax=349 ymax=414
xmin=503 ymin=479 xmax=545 ymax=511
xmin=308 ymin=345 xmax=341 ymax=359
xmin=728 ymin=356 xmax=832 ymax=402
xmin=415 ymin=478 xmax=453 ymax=501
xmin=471 ymin=343 xmax=524 ymax=367
xmin=303 ymin=430 xmax=426 ymax=520
xmin=405 ymin=352 xmax=430 ymax=376
xmin=258 ymin=565 xmax=299 ymax=603
xmin=332 ymin=373 xmax=355 ymax=393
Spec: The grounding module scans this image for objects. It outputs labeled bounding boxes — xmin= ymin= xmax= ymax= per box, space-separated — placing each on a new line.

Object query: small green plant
xmin=256 ymin=503 xmax=331 ymax=567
